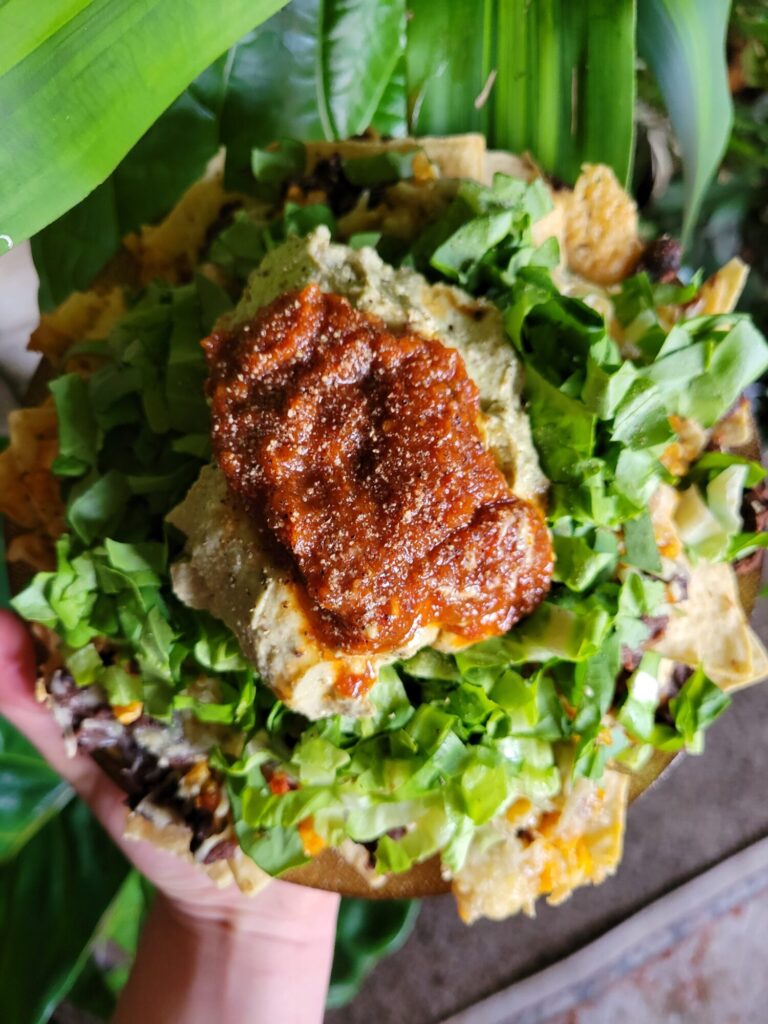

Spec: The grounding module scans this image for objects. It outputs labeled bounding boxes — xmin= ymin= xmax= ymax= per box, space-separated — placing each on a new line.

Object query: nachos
xmin=3 ymin=135 xmax=767 ymax=922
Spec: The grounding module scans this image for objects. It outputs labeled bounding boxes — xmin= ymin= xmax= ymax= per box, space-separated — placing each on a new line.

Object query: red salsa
xmin=204 ymin=285 xmax=552 ymax=655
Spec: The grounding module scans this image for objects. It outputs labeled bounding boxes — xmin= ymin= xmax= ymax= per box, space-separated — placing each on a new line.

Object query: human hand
xmin=0 ymin=610 xmax=339 ymax=1023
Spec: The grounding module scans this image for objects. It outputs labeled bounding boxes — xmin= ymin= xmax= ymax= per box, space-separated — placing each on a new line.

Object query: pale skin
xmin=0 ymin=610 xmax=339 ymax=1024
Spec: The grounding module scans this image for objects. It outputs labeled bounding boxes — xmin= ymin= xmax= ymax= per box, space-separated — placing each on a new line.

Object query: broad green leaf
xmin=319 ymin=0 xmax=407 ymax=139
xmin=32 ymin=85 xmax=221 ymax=309
xmin=637 ymin=0 xmax=733 ymax=244
xmin=31 ymin=185 xmax=122 ymax=313
xmin=0 ymin=717 xmax=72 ymax=863
xmin=369 ymin=54 xmax=408 ymax=137
xmin=408 ymin=0 xmax=636 ymax=185
xmin=493 ymin=0 xmax=636 ymax=184
xmin=29 ymin=0 xmax=409 ymax=304
xmin=0 ymin=0 xmax=288 ymax=246
xmin=406 ymin=0 xmax=491 ymax=135
xmin=68 ymin=869 xmax=154 ymax=1016
xmin=223 ymin=0 xmax=407 ymax=158
xmin=0 ymin=797 xmax=129 ymax=1024
xmin=219 ymin=19 xmax=321 ymax=191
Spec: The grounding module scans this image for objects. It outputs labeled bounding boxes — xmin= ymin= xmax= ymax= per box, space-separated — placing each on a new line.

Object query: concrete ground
xmin=544 ymin=892 xmax=768 ymax=1024
xmin=439 ymin=838 xmax=768 ymax=1024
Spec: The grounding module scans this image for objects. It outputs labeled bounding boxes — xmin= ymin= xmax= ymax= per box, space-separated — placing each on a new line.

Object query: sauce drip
xmin=205 ymin=285 xmax=552 ymax=655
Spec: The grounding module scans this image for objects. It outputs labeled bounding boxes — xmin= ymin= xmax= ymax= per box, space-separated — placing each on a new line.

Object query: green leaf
xmin=369 ymin=54 xmax=408 ymax=137
xmin=493 ymin=0 xmax=636 ymax=184
xmin=680 ymin=320 xmax=768 ymax=427
xmin=65 ymin=644 xmax=104 ymax=686
xmin=49 ymin=374 xmax=99 ymax=477
xmin=408 ymin=0 xmax=636 ymax=185
xmin=223 ymin=0 xmax=408 ymax=187
xmin=342 ymin=150 xmax=416 ymax=187
xmin=637 ymin=0 xmax=733 ymax=244
xmin=32 ymin=186 xmax=122 ymax=312
xmin=524 ymin=364 xmax=597 ymax=478
xmin=669 ymin=668 xmax=731 ymax=750
xmin=0 ymin=717 xmax=72 ymax=864
xmin=70 ymin=869 xmax=153 ymax=1013
xmin=725 ymin=532 xmax=768 ymax=562
xmin=319 ymin=0 xmax=407 ymax=139
xmin=250 ymin=139 xmax=307 ymax=199
xmin=0 ymin=797 xmax=129 ymax=1024
xmin=327 ymin=899 xmax=419 ymax=1010
xmin=1 ymin=0 xmax=289 ymax=247
xmin=623 ymin=512 xmax=663 ymax=573
xmin=11 ymin=573 xmax=58 ymax=629
xmin=137 ymin=607 xmax=177 ymax=684
xmin=432 ymin=210 xmax=516 ymax=281
xmin=457 ymin=759 xmax=508 ymax=824
xmin=688 ymin=453 xmax=767 ymax=490
xmin=67 ymin=470 xmax=131 ymax=544
xmin=618 ymin=652 xmax=663 ymax=742
xmin=105 ymin=539 xmax=166 ymax=582
xmin=32 ymin=85 xmax=222 ymax=308
xmin=405 ymin=0 xmax=489 ymax=135
xmin=552 ymin=534 xmax=616 ymax=592
xmin=237 ymin=822 xmax=308 ymax=875
xmin=100 ymin=665 xmax=144 ymax=706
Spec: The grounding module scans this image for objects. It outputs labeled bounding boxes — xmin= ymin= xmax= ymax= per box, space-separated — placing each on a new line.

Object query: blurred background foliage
xmin=638 ymin=0 xmax=768 ymax=426
xmin=1 ymin=1 xmax=767 ymax=1021
xmin=641 ymin=2 xmax=768 ymax=311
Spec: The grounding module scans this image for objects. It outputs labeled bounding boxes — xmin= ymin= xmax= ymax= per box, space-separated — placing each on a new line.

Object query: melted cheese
xmin=452 ymin=770 xmax=629 ymax=923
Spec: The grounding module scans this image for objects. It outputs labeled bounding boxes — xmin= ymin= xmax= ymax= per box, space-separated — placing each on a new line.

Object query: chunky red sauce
xmin=204 ymin=285 xmax=552 ymax=655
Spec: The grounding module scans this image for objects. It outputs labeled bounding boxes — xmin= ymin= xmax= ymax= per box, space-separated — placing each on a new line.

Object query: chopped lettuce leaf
xmin=688 ymin=452 xmax=766 ymax=490
xmin=552 ymin=534 xmax=616 ymax=591
xmin=50 ymin=374 xmax=100 ymax=477
xmin=680 ymin=320 xmax=768 ymax=427
xmin=706 ymin=465 xmax=748 ymax=537
xmin=342 ymin=150 xmax=417 ymax=186
xmin=623 ymin=512 xmax=663 ymax=573
xmin=669 ymin=669 xmax=731 ymax=752
xmin=236 ymin=822 xmax=309 ymax=875
xmin=725 ymin=532 xmax=768 ymax=562
xmin=249 ymin=139 xmax=306 ymax=201
xmin=618 ymin=652 xmax=663 ymax=741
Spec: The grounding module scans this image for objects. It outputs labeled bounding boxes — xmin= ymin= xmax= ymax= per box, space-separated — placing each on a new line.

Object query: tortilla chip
xmin=30 ymin=287 xmax=125 ymax=364
xmin=563 ymin=164 xmax=643 ymax=285
xmin=660 ymin=415 xmax=709 ymax=478
xmin=305 ymin=134 xmax=488 ymax=182
xmin=698 ymin=257 xmax=748 ymax=316
xmin=0 ymin=403 xmax=64 ymax=540
xmin=124 ymin=810 xmax=270 ymax=895
xmin=484 ymin=150 xmax=538 ymax=184
xmin=651 ymin=562 xmax=768 ymax=690
xmin=711 ymin=396 xmax=754 ymax=450
xmin=124 ymin=165 xmax=236 ymax=286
